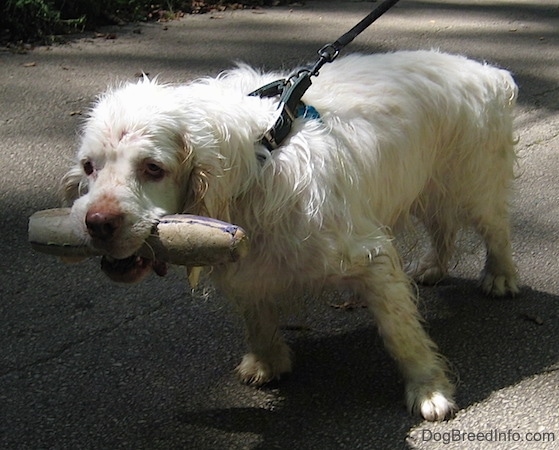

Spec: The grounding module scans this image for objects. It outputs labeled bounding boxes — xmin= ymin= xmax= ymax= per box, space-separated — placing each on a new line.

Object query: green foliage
xmin=2 ymin=0 xmax=86 ymax=43
xmin=1 ymin=0 xmax=274 ymax=44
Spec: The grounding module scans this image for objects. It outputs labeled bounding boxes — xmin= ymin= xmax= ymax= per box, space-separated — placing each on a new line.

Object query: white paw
xmin=407 ymin=389 xmax=457 ymax=422
xmin=235 ymin=350 xmax=292 ymax=386
xmin=480 ymin=271 xmax=519 ymax=297
xmin=407 ymin=261 xmax=446 ymax=286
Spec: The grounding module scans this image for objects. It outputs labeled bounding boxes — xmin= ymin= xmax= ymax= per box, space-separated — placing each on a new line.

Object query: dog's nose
xmin=85 ymin=210 xmax=123 ymax=240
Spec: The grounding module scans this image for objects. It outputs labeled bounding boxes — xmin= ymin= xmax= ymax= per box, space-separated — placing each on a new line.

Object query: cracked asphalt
xmin=1 ymin=1 xmax=558 ymax=448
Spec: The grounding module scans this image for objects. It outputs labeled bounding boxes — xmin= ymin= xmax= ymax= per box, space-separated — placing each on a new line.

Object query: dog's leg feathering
xmin=356 ymin=250 xmax=457 ymax=421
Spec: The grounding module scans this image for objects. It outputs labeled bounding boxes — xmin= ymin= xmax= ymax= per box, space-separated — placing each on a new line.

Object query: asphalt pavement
xmin=1 ymin=1 xmax=558 ymax=448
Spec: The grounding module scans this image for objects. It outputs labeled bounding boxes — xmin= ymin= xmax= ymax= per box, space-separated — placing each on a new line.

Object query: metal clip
xmin=309 ymin=43 xmax=341 ymax=75
xmin=318 ymin=43 xmax=340 ymax=62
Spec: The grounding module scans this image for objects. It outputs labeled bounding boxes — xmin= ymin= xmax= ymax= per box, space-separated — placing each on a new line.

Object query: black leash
xmin=250 ymin=0 xmax=401 ymax=152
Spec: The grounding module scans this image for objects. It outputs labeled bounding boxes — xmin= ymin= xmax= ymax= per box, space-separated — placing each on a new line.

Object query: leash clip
xmin=318 ymin=43 xmax=340 ymax=63
xmin=310 ymin=44 xmax=340 ymax=76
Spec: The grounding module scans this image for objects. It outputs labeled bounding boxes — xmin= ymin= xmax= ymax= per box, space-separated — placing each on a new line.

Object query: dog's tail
xmin=498 ymin=68 xmax=518 ymax=110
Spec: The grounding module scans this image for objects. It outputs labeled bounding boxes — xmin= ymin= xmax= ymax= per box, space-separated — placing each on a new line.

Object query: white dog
xmin=62 ymin=50 xmax=519 ymax=421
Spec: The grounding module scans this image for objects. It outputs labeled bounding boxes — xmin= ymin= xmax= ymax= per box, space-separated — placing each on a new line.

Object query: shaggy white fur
xmin=62 ymin=50 xmax=519 ymax=421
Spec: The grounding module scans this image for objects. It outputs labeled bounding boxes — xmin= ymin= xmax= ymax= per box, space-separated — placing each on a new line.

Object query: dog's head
xmin=61 ymin=76 xmax=269 ymax=282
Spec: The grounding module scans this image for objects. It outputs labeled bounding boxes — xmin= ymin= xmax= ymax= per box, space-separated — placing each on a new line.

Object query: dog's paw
xmin=407 ymin=260 xmax=446 ymax=286
xmin=235 ymin=350 xmax=292 ymax=386
xmin=480 ymin=271 xmax=519 ymax=297
xmin=407 ymin=386 xmax=457 ymax=421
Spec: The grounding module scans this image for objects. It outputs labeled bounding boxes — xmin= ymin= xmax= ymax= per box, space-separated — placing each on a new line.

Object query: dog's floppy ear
xmin=60 ymin=164 xmax=87 ymax=206
xmin=179 ymin=122 xmax=236 ymax=222
xmin=182 ymin=164 xmax=231 ymax=223
xmin=182 ymin=164 xmax=209 ymax=216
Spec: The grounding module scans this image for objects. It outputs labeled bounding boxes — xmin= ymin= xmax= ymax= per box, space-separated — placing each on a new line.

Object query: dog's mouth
xmin=101 ymin=255 xmax=167 ymax=283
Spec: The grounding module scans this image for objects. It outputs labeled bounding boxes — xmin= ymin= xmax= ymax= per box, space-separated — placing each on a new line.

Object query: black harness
xmin=249 ymin=0 xmax=401 ymax=152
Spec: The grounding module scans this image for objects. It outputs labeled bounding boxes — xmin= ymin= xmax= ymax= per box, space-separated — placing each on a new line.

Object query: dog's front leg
xmin=234 ymin=298 xmax=292 ymax=386
xmin=355 ymin=250 xmax=457 ymax=421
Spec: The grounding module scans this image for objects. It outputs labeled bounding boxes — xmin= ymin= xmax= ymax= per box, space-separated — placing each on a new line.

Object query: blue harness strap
xmin=296 ymin=104 xmax=321 ymax=121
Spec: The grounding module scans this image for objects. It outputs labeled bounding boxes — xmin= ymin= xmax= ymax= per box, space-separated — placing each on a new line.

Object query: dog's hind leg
xmin=408 ymin=212 xmax=458 ymax=286
xmin=474 ymin=209 xmax=519 ymax=297
xmin=234 ymin=298 xmax=293 ymax=386
xmin=352 ymin=247 xmax=456 ymax=420
xmin=465 ymin=156 xmax=518 ymax=297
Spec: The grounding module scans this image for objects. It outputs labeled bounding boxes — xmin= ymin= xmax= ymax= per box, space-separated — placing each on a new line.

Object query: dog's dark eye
xmin=83 ymin=160 xmax=94 ymax=176
xmin=143 ymin=161 xmax=165 ymax=181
